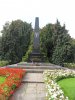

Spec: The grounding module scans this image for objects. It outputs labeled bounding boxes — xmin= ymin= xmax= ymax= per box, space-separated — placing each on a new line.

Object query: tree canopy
xmin=0 ymin=19 xmax=75 ymax=66
xmin=40 ymin=20 xmax=74 ymax=65
xmin=0 ymin=20 xmax=32 ymax=64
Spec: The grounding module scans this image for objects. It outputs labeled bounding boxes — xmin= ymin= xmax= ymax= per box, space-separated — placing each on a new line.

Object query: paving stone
xmin=10 ymin=83 xmax=46 ymax=100
xmin=22 ymin=73 xmax=44 ymax=83
xmin=8 ymin=65 xmax=62 ymax=69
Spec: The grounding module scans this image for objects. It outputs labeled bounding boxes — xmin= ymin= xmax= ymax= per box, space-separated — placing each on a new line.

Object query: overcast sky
xmin=0 ymin=0 xmax=75 ymax=38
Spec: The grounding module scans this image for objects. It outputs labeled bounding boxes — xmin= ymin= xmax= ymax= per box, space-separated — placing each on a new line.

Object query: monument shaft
xmin=33 ymin=17 xmax=40 ymax=51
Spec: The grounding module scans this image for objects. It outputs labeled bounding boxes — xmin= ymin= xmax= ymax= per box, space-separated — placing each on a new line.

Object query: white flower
xmin=44 ymin=69 xmax=75 ymax=100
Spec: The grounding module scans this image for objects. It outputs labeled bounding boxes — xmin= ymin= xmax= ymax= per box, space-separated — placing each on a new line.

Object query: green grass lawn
xmin=0 ymin=76 xmax=6 ymax=84
xmin=58 ymin=78 xmax=75 ymax=100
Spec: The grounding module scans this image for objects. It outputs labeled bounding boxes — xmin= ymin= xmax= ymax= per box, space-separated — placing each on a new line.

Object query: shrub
xmin=0 ymin=61 xmax=9 ymax=67
xmin=64 ymin=63 xmax=75 ymax=69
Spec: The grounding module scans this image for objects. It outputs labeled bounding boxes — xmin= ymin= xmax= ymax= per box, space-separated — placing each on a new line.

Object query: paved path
xmin=8 ymin=62 xmax=62 ymax=100
xmin=22 ymin=73 xmax=43 ymax=83
xmin=10 ymin=83 xmax=46 ymax=100
xmin=10 ymin=73 xmax=46 ymax=100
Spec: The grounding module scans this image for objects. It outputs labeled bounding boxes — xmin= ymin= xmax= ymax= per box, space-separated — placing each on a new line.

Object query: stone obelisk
xmin=33 ymin=17 xmax=40 ymax=52
xmin=29 ymin=17 xmax=43 ymax=62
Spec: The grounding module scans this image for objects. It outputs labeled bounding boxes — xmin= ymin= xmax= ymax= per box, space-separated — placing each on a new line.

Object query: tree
xmin=69 ymin=38 xmax=75 ymax=62
xmin=40 ymin=20 xmax=72 ymax=65
xmin=1 ymin=20 xmax=32 ymax=64
xmin=52 ymin=21 xmax=72 ymax=65
xmin=40 ymin=24 xmax=54 ymax=61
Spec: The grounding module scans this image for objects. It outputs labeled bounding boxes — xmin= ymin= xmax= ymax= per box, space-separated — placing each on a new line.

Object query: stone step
xmin=17 ymin=62 xmax=55 ymax=66
xmin=8 ymin=65 xmax=62 ymax=69
xmin=22 ymin=81 xmax=44 ymax=83
xmin=22 ymin=73 xmax=44 ymax=83
xmin=25 ymin=69 xmax=44 ymax=73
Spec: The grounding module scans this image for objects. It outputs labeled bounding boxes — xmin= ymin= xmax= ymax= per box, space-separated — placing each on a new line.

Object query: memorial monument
xmin=29 ymin=17 xmax=44 ymax=62
xmin=33 ymin=17 xmax=40 ymax=52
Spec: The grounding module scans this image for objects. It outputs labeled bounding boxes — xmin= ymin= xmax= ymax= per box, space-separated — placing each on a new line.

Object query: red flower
xmin=9 ymin=90 xmax=14 ymax=95
xmin=0 ymin=67 xmax=26 ymax=96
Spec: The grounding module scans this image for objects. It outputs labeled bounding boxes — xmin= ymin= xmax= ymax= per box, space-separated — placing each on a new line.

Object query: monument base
xmin=29 ymin=50 xmax=45 ymax=62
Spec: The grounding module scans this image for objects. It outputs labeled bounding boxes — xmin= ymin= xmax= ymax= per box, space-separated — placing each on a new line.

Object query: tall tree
xmin=40 ymin=24 xmax=54 ymax=61
xmin=1 ymin=20 xmax=32 ymax=64
xmin=40 ymin=20 xmax=72 ymax=65
xmin=52 ymin=21 xmax=71 ymax=65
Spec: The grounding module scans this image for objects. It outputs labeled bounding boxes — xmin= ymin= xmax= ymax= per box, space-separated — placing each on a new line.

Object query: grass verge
xmin=58 ymin=78 xmax=75 ymax=100
xmin=43 ymin=69 xmax=75 ymax=100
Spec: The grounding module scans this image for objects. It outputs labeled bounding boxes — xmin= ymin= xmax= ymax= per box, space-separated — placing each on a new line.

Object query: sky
xmin=0 ymin=0 xmax=75 ymax=38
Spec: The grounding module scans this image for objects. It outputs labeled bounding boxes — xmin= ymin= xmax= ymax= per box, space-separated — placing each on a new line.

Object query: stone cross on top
xmin=33 ymin=17 xmax=40 ymax=51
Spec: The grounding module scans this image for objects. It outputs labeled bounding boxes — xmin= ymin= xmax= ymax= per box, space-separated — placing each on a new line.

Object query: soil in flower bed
xmin=0 ymin=76 xmax=6 ymax=84
xmin=58 ymin=78 xmax=75 ymax=100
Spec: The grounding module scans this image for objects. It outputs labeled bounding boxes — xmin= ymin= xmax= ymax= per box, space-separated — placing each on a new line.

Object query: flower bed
xmin=43 ymin=69 xmax=75 ymax=100
xmin=0 ymin=67 xmax=25 ymax=99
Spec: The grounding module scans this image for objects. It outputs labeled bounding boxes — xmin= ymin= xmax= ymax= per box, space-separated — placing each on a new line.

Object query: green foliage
xmin=64 ymin=63 xmax=75 ymax=69
xmin=1 ymin=20 xmax=32 ymax=64
xmin=69 ymin=39 xmax=75 ymax=62
xmin=22 ymin=44 xmax=33 ymax=61
xmin=52 ymin=43 xmax=71 ymax=66
xmin=0 ymin=60 xmax=9 ymax=66
xmin=40 ymin=20 xmax=72 ymax=65
xmin=0 ymin=76 xmax=6 ymax=84
xmin=52 ymin=22 xmax=72 ymax=65
xmin=11 ymin=84 xmax=16 ymax=90
xmin=40 ymin=24 xmax=54 ymax=61
xmin=0 ymin=19 xmax=74 ymax=65
xmin=22 ymin=32 xmax=34 ymax=62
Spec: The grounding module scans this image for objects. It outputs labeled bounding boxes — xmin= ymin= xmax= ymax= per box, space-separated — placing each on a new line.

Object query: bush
xmin=0 ymin=61 xmax=9 ymax=67
xmin=64 ymin=63 xmax=75 ymax=69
